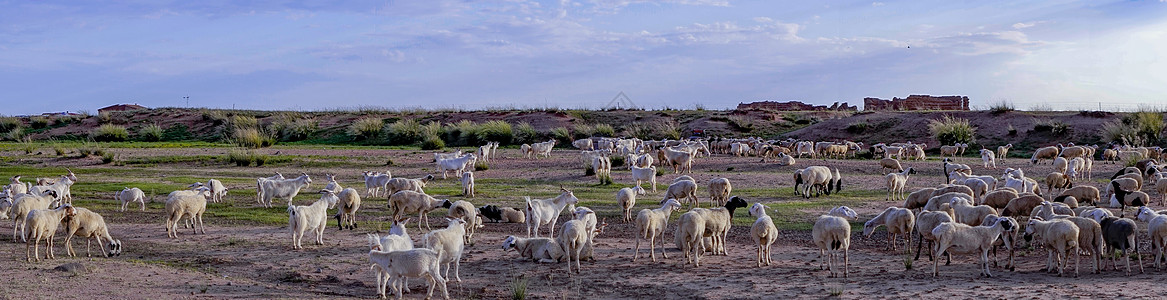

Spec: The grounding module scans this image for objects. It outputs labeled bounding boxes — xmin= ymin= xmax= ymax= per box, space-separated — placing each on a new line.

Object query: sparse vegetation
xmin=30 ymin=116 xmax=50 ymax=129
xmin=420 ymin=135 xmax=445 ymax=150
xmin=0 ymin=117 xmax=22 ymax=132
xmin=1034 ymin=120 xmax=1071 ymax=136
xmin=988 ymin=100 xmax=1015 ymax=114
xmin=91 ymin=124 xmax=129 ymax=142
xmin=1100 ymin=110 xmax=1165 ymax=146
xmin=477 ymin=120 xmax=514 ymax=144
xmin=845 ymin=121 xmax=869 ymax=134
xmin=550 ymin=127 xmax=571 ymax=145
xmin=385 ymin=119 xmax=421 ymax=145
xmin=515 ymin=122 xmax=538 ymax=144
xmin=928 ymin=115 xmax=976 ymax=145
xmin=138 ymin=123 xmax=164 ymax=142
xmin=727 ymin=116 xmax=755 ymax=132
xmin=510 ymin=275 xmax=528 ymax=300
xmin=350 ymin=117 xmax=385 ymax=141
xmin=231 ymin=128 xmax=275 ymax=148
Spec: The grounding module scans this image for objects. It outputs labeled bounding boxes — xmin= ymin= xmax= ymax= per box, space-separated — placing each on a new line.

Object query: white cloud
xmin=1011 ymin=21 xmax=1047 ymax=29
xmin=872 ymin=2 xmax=885 ymax=7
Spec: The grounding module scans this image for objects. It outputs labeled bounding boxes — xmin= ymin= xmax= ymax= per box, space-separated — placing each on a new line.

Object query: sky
xmin=2 ymin=0 xmax=1166 ymax=115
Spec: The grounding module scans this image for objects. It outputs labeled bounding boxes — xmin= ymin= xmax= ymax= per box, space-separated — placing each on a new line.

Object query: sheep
xmin=1102 ymin=148 xmax=1119 ymax=163
xmin=525 ymin=188 xmax=580 ymax=238
xmin=6 ymin=175 xmax=29 ymax=195
xmin=795 ymin=166 xmax=836 ymax=198
xmin=1030 ymin=201 xmax=1073 ymax=220
xmin=433 ymin=150 xmax=463 ymax=162
xmin=923 ymin=192 xmax=973 ymax=212
xmin=1059 ymin=186 xmax=1101 ymax=206
xmin=1052 ymin=157 xmax=1069 ymax=174
xmin=690 ymin=196 xmax=749 ymax=256
xmin=570 ymin=207 xmax=606 ymax=263
xmin=591 ymin=155 xmax=612 ymax=183
xmin=981 ymin=189 xmax=1018 ymax=210
xmin=367 ymin=246 xmax=449 ymax=300
xmin=479 ymin=205 xmax=525 ymax=223
xmin=1099 ymin=216 xmax=1143 ymax=275
xmin=997 ymin=144 xmax=1013 ymax=160
xmin=572 ymin=139 xmax=593 ymax=151
xmin=1002 ymin=194 xmax=1045 ymax=217
xmin=1048 ymin=215 xmax=1104 ymax=274
xmin=1031 ymin=146 xmax=1060 ymax=164
xmin=950 ymin=198 xmax=998 ymax=226
xmin=1024 ymin=218 xmax=1081 ymax=276
xmin=914 ymin=209 xmax=954 ymax=263
xmin=664 ymin=178 xmax=699 ymax=208
xmin=1155 ymin=173 xmax=1167 ymax=206
xmin=1111 ymin=180 xmax=1150 ymax=217
xmin=23 ymin=204 xmax=77 ymax=262
xmin=935 ymin=183 xmax=975 ymax=199
xmin=363 ymin=171 xmax=392 ymax=197
xmin=617 ymin=187 xmax=637 ymax=223
xmin=749 ymin=203 xmax=779 ymax=267
xmin=633 ymin=199 xmax=683 ymax=262
xmin=975 ymin=148 xmax=995 ymax=169
xmin=774 ymin=152 xmax=796 ymax=166
xmin=942 ymin=159 xmax=972 ymax=182
xmin=259 ymin=173 xmax=312 ymax=208
xmin=444 ymin=200 xmax=480 ymax=245
xmin=367 ymin=218 xmax=415 ymax=295
xmin=460 ymin=171 xmax=475 ymax=198
xmin=863 ymin=207 xmax=915 ymax=252
xmin=1045 ymin=172 xmax=1073 ymax=196
xmin=422 ymin=217 xmax=467 ymax=282
xmin=388 ymin=190 xmax=449 ymax=231
xmin=1134 ymin=207 xmax=1167 ymax=271
xmin=949 ymin=171 xmax=998 ymax=193
xmin=941 ymin=143 xmax=964 ymax=159
xmin=114 ymin=187 xmax=146 ymax=212
xmin=203 ymin=179 xmax=227 ymax=203
xmin=1066 ymin=157 xmax=1087 ymax=179
xmin=255 ymin=173 xmax=285 ymax=204
xmin=677 ymin=210 xmax=708 ymax=267
xmin=885 ymin=167 xmax=915 ymax=201
xmin=931 ymin=217 xmax=1016 ymax=277
xmin=530 ymin=139 xmax=556 ymax=158
xmin=0 ymin=194 xmax=11 ymax=220
xmin=30 ymin=174 xmax=75 ymax=205
xmin=436 ymin=153 xmax=477 ymax=179
xmin=812 ymin=206 xmax=857 ymax=278
xmin=903 ymin=188 xmax=938 ymax=211
xmin=288 ymin=190 xmax=338 ymax=249
xmin=501 ymin=235 xmax=564 ymax=263
xmin=62 ymin=207 xmax=122 ymax=258
xmin=629 ymin=165 xmax=658 ymax=193
xmin=385 ymin=175 xmax=433 ymax=197
xmin=10 ymin=190 xmax=59 ymax=242
xmin=558 ymin=218 xmax=589 ymax=274
xmin=662 ymin=147 xmax=693 ymax=174
xmin=708 ymin=178 xmax=732 ymax=206
xmin=333 ymin=188 xmax=361 ymax=230
xmin=879 ymin=158 xmax=903 ymax=173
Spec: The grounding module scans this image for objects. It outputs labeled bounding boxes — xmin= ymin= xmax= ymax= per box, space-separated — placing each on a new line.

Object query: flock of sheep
xmin=5 ymin=135 xmax=1167 ymax=299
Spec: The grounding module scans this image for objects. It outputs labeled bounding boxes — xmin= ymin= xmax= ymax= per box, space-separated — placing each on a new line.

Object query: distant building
xmin=98 ymin=103 xmax=148 ymax=113
xmin=863 ymin=95 xmax=969 ymax=111
xmin=736 ymin=101 xmax=857 ymax=111
xmin=40 ymin=111 xmax=81 ymax=116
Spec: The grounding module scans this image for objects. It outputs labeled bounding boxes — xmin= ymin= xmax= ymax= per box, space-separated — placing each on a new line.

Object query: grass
xmin=231 ymin=127 xmax=276 ymax=148
xmin=928 ymin=115 xmax=976 ymax=145
xmin=1034 ymin=120 xmax=1071 ymax=136
xmin=92 ymin=124 xmax=129 ymax=142
xmin=988 ymin=100 xmax=1015 ymax=114
xmin=349 ymin=117 xmax=385 ymax=140
xmin=138 ymin=123 xmax=164 ymax=142
xmin=511 ymin=274 xmax=529 ymax=300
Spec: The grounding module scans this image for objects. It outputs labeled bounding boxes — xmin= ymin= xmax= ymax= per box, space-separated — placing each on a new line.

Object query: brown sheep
xmin=903 ymin=188 xmax=938 ymax=211
xmin=934 ymin=184 xmax=974 ymax=198
xmin=981 ymin=189 xmax=1019 ymax=210
xmin=1002 ymin=194 xmax=1044 ymax=217
xmin=1059 ymin=146 xmax=1088 ymax=160
xmin=1044 ymin=172 xmax=1073 ymax=196
xmin=1031 ymin=146 xmax=1060 ymax=165
xmin=1058 ymin=186 xmax=1100 ymax=206
xmin=880 ymin=158 xmax=904 ymax=173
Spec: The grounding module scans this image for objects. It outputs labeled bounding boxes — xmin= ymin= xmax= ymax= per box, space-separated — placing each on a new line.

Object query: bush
xmin=928 ymin=115 xmax=976 ymax=145
xmin=53 ymin=146 xmax=66 ymax=156
xmin=268 ymin=116 xmax=317 ymax=141
xmin=420 ymin=135 xmax=445 ymax=150
xmin=232 ymin=128 xmax=276 ymax=148
xmin=138 ymin=123 xmax=164 ymax=142
xmin=5 ymin=127 xmax=26 ymax=142
xmin=727 ymin=116 xmax=755 ymax=132
xmin=1100 ymin=111 xmax=1165 ymax=146
xmin=474 ymin=161 xmax=489 ymax=171
xmin=515 ymin=122 xmax=538 ymax=144
xmin=1007 ymin=124 xmax=1017 ymax=136
xmin=97 ymin=111 xmax=111 ymax=123
xmin=477 ymin=120 xmax=514 ymax=144
xmin=385 ymin=119 xmax=422 ymax=145
xmin=609 ymin=155 xmax=625 ymax=168
xmin=1033 ymin=120 xmax=1071 ymax=136
xmin=0 ymin=117 xmax=20 ymax=132
xmin=592 ymin=124 xmax=615 ymax=137
xmin=229 ymin=115 xmax=258 ymax=129
xmin=443 ymin=120 xmax=479 ymax=146
xmin=845 ymin=122 xmax=869 ymax=134
xmin=550 ymin=127 xmax=572 ymax=146
xmin=30 ymin=117 xmax=49 ymax=129
xmin=101 ymin=152 xmax=116 ymax=164
xmin=228 ymin=150 xmax=254 ymax=167
xmin=91 ymin=124 xmax=129 ymax=142
xmin=988 ymin=100 xmax=1015 ymax=114
xmin=349 ymin=117 xmax=385 ymax=141
xmin=161 ymin=124 xmax=191 ymax=141
xmin=572 ymin=124 xmax=595 ymax=140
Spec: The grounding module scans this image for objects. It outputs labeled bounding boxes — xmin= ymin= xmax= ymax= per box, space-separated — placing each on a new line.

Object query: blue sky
xmin=2 ymin=0 xmax=1166 ymax=115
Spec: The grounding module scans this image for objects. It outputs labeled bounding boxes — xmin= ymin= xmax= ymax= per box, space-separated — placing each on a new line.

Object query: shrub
xmin=6 ymin=127 xmax=26 ymax=142
xmin=421 ymin=122 xmax=442 ymax=139
xmin=845 ymin=122 xmax=869 ymax=134
xmin=385 ymin=119 xmax=421 ymax=145
xmin=91 ymin=124 xmax=129 ymax=142
xmin=0 ymin=117 xmax=21 ymax=132
xmin=97 ymin=111 xmax=112 ymax=123
xmin=229 ymin=115 xmax=258 ymax=129
xmin=268 ymin=116 xmax=317 ymax=142
xmin=161 ymin=124 xmax=191 ymax=141
xmin=53 ymin=146 xmax=66 ymax=156
xmin=572 ymin=124 xmax=595 ymax=140
xmin=988 ymin=100 xmax=1015 ymax=114
xmin=511 ymin=275 xmax=528 ymax=300
xmin=474 ymin=160 xmax=489 ymax=171
xmin=139 ymin=123 xmax=164 ymax=142
xmin=515 ymin=122 xmax=538 ymax=144
xmin=1033 ymin=120 xmax=1071 ymax=136
xmin=101 ymin=152 xmax=116 ymax=164
xmin=550 ymin=127 xmax=572 ymax=146
xmin=927 ymin=115 xmax=976 ymax=145
xmin=591 ymin=124 xmax=615 ymax=137
xmin=727 ymin=116 xmax=755 ymax=132
xmin=655 ymin=120 xmax=682 ymax=140
xmin=349 ymin=117 xmax=385 ymax=141
xmin=477 ymin=120 xmax=514 ymax=144
xmin=1130 ymin=111 xmax=1164 ymax=145
xmin=443 ymin=120 xmax=479 ymax=146
xmin=608 ymin=155 xmax=625 ymax=168
xmin=228 ymin=150 xmax=254 ymax=167
xmin=30 ymin=117 xmax=49 ymax=129
xmin=420 ymin=135 xmax=445 ymax=150
xmin=232 ymin=127 xmax=276 ymax=148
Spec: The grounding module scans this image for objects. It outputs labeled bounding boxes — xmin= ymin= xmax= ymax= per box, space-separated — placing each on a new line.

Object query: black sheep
xmin=478 ymin=205 xmax=504 ymax=223
xmin=1112 ymin=181 xmax=1148 ymax=217
xmin=1099 ymin=216 xmax=1144 ymax=275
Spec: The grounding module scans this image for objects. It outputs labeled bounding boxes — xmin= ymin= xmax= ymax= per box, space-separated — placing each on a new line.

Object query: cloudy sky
xmin=2 ymin=0 xmax=1166 ymax=115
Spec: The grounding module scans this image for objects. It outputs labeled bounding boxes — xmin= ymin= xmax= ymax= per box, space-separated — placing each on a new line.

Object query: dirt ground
xmin=2 ymin=147 xmax=1167 ymax=299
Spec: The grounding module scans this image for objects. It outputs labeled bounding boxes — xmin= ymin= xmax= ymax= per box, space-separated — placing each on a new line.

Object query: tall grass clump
xmin=4 ymin=127 xmax=26 ymax=141
xmin=928 ymin=115 xmax=976 ymax=145
xmin=1033 ymin=120 xmax=1071 ymax=136
xmin=591 ymin=123 xmax=615 ymax=137
xmin=988 ymin=100 xmax=1015 ymax=115
xmin=510 ymin=275 xmax=528 ymax=300
xmin=227 ymin=149 xmax=271 ymax=167
xmin=550 ymin=127 xmax=572 ymax=145
xmin=443 ymin=120 xmax=485 ymax=146
xmin=727 ymin=116 xmax=755 ymax=132
xmin=572 ymin=124 xmax=595 ymax=139
xmin=91 ymin=124 xmax=129 ymax=142
xmin=421 ymin=135 xmax=445 ymax=150
xmin=515 ymin=122 xmax=538 ymax=144
xmin=349 ymin=117 xmax=385 ymax=141
xmin=1101 ymin=110 xmax=1165 ymax=146
xmin=229 ymin=115 xmax=258 ymax=129
xmin=30 ymin=117 xmax=50 ymax=129
xmin=477 ymin=120 xmax=514 ymax=144
xmin=138 ymin=123 xmax=164 ymax=142
xmin=268 ymin=115 xmax=318 ymax=142
xmin=231 ymin=127 xmax=276 ymax=148
xmin=0 ymin=117 xmax=22 ymax=132
xmin=384 ymin=119 xmax=421 ymax=145
xmin=1131 ymin=111 xmax=1164 ymax=145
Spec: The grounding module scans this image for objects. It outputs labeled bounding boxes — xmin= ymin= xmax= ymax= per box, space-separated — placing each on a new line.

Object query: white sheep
xmin=331 ymin=188 xmax=361 ymax=230
xmin=931 ymin=217 xmax=1016 ymax=277
xmin=689 ymin=196 xmax=749 ymax=256
xmin=7 ymin=175 xmax=29 ymax=195
xmin=501 ymin=235 xmax=564 ymax=263
xmin=460 ymin=171 xmax=475 ymax=198
xmin=388 ymin=190 xmax=449 ymax=231
xmin=1050 ymin=215 xmax=1104 ymax=274
xmin=10 ymin=190 xmax=58 ymax=242
xmin=385 ymin=175 xmax=433 ymax=197
xmin=708 ymin=178 xmax=732 ymax=206
xmin=591 ymin=155 xmax=612 ymax=183
xmin=880 ymin=158 xmax=904 ymax=173
xmin=205 ymin=179 xmax=227 ymax=203
xmin=812 ymin=206 xmax=857 ymax=278
xmin=445 ymin=200 xmax=480 ymax=245
xmin=1025 ymin=218 xmax=1080 ymax=277
xmin=795 ymin=166 xmax=835 ymax=198
xmin=677 ymin=210 xmax=708 ymax=267
xmin=259 ymin=173 xmax=312 ymax=208
xmin=1136 ymin=207 xmax=1167 ymax=270
xmin=437 ymin=153 xmax=477 ymax=179
xmin=749 ymin=203 xmax=778 ymax=267
xmin=664 ymin=178 xmax=699 ymax=207
xmin=63 ymin=207 xmax=122 ymax=257
xmin=422 ymin=217 xmax=467 ymax=283
xmin=630 ymin=165 xmax=657 ymax=193
xmin=363 ymin=171 xmax=392 ymax=197
xmin=662 ymin=147 xmax=693 ymax=174
xmin=525 ymin=188 xmax=580 ymax=238
xmin=863 ymin=207 xmax=915 ymax=252
xmin=617 ymin=187 xmax=637 ymax=223
xmin=368 ymin=218 xmax=415 ymax=295
xmin=165 ymin=187 xmax=210 ymax=238
xmin=23 ymin=204 xmax=77 ymax=262
xmin=433 ymin=150 xmax=463 ymax=162
xmin=981 ymin=148 xmax=997 ymax=169
xmin=255 ymin=172 xmax=285 ymax=204
xmin=367 ymin=246 xmax=449 ymax=300
xmin=949 ymin=197 xmax=998 ymax=226
xmin=885 ymin=167 xmax=915 ymax=201
xmin=115 ymin=187 xmax=147 ymax=212
xmin=558 ymin=217 xmax=590 ymax=273
xmin=914 ymin=209 xmax=954 ymax=263
xmin=633 ymin=198 xmax=683 ymax=262
xmin=774 ymin=152 xmax=796 ymax=166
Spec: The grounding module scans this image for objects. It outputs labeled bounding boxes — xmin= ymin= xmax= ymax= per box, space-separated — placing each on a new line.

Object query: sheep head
xmin=1136 ymin=207 xmax=1158 ymax=222
xmin=501 ymin=236 xmax=518 ymax=251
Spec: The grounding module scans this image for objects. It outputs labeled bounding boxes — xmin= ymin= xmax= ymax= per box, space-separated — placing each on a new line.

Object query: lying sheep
xmin=863 ymin=207 xmax=914 ymax=252
xmin=1025 ymin=218 xmax=1080 ymax=277
xmin=1099 ymin=216 xmax=1143 ymax=275
xmin=479 ymin=205 xmax=524 ymax=223
xmin=501 ymin=235 xmax=563 ymax=263
xmin=812 ymin=206 xmax=857 ymax=278
xmin=931 ymin=216 xmax=1016 ymax=277
xmin=1059 ymin=186 xmax=1101 ymax=206
xmin=774 ymin=152 xmax=796 ymax=166
xmin=63 ymin=207 xmax=122 ymax=257
xmin=633 ymin=199 xmax=683 ymax=262
xmin=115 ymin=187 xmax=146 ymax=212
xmin=289 ymin=190 xmax=338 ymax=249
xmin=749 ymin=203 xmax=779 ymax=267
xmin=389 ymin=190 xmax=449 ymax=231
xmin=23 ymin=204 xmax=77 ymax=262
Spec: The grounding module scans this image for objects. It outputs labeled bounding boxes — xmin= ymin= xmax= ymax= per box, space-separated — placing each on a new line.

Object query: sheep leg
xmin=915 ymin=232 xmax=925 ymax=261
xmin=843 ymin=248 xmax=849 ymax=279
xmin=657 ymin=232 xmax=668 ymax=259
xmin=64 ymin=234 xmax=75 ymax=257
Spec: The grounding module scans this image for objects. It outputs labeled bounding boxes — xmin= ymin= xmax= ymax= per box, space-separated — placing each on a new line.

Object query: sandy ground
xmin=2 ymin=148 xmax=1167 ymax=299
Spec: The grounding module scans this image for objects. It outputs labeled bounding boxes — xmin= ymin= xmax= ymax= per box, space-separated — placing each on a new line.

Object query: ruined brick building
xmin=862 ymin=95 xmax=969 ymax=111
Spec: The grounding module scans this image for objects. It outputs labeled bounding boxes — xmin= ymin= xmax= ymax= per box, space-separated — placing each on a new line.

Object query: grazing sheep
xmin=1002 ymin=194 xmax=1045 ymax=217
xmin=664 ymin=178 xmax=699 ymax=208
xmin=1059 ymin=186 xmax=1101 ymax=206
xmin=479 ymin=205 xmax=524 ymax=223
xmin=1031 ymin=146 xmax=1060 ymax=164
xmin=1045 ymin=172 xmax=1073 ymax=196
xmin=795 ymin=166 xmax=836 ymax=198
xmin=880 ymin=158 xmax=904 ymax=173
xmin=10 ymin=190 xmax=59 ymax=242
xmin=914 ymin=209 xmax=954 ymax=263
xmin=23 ymin=204 xmax=77 ymax=262
xmin=863 ymin=207 xmax=915 ymax=252
xmin=708 ymin=178 xmax=732 ymax=207
xmin=259 ymin=173 xmax=312 ymax=208
xmin=981 ymin=149 xmax=997 ymax=168
xmin=1050 ymin=215 xmax=1104 ymax=274
xmin=1067 ymin=158 xmax=1087 ymax=179
xmin=289 ymin=190 xmax=338 ymax=249
xmin=63 ymin=207 xmax=122 ymax=258
xmin=525 ymin=188 xmax=580 ymax=238
xmin=1135 ymin=207 xmax=1167 ymax=270
xmin=422 ymin=217 xmax=467 ymax=282
xmin=931 ymin=217 xmax=1016 ymax=278
xmin=444 ymin=200 xmax=480 ymax=245
xmin=950 ymin=198 xmax=998 ymax=226
xmin=388 ymin=190 xmax=449 ymax=231
xmin=1024 ymin=218 xmax=1080 ymax=277
xmin=904 ymin=188 xmax=938 ymax=211
xmin=1111 ymin=181 xmax=1149 ymax=217
xmin=981 ymin=189 xmax=1018 ymax=210
xmin=997 ymin=144 xmax=1013 ymax=160
xmin=617 ymin=187 xmax=637 ymax=223
xmin=115 ymin=187 xmax=146 ymax=212
xmin=885 ymin=167 xmax=916 ymax=202
xmin=501 ymin=235 xmax=564 ymax=263
xmin=812 ymin=206 xmax=857 ymax=278
xmin=333 ymin=188 xmax=361 ymax=230
xmin=662 ymin=147 xmax=693 ymax=174
xmin=1099 ymin=216 xmax=1144 ymax=275
xmin=367 ymin=246 xmax=448 ymax=300
xmin=385 ymin=175 xmax=433 ymax=198
xmin=633 ymin=199 xmax=683 ymax=262
xmin=460 ymin=171 xmax=475 ymax=198
xmin=749 ymin=203 xmax=779 ymax=267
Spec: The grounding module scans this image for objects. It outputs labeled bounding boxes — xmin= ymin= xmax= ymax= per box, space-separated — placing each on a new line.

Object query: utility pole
xmin=184 ymin=96 xmax=190 ymax=107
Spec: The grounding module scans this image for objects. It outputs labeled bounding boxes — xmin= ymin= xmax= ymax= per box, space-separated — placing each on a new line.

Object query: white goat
xmin=524 ymin=188 xmax=580 ymax=238
xmin=436 ymin=153 xmax=477 ymax=179
xmin=115 ymin=187 xmax=147 ymax=212
xmin=422 ymin=217 xmax=467 ymax=283
xmin=259 ymin=173 xmax=312 ymax=208
xmin=633 ymin=199 xmax=683 ymax=262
